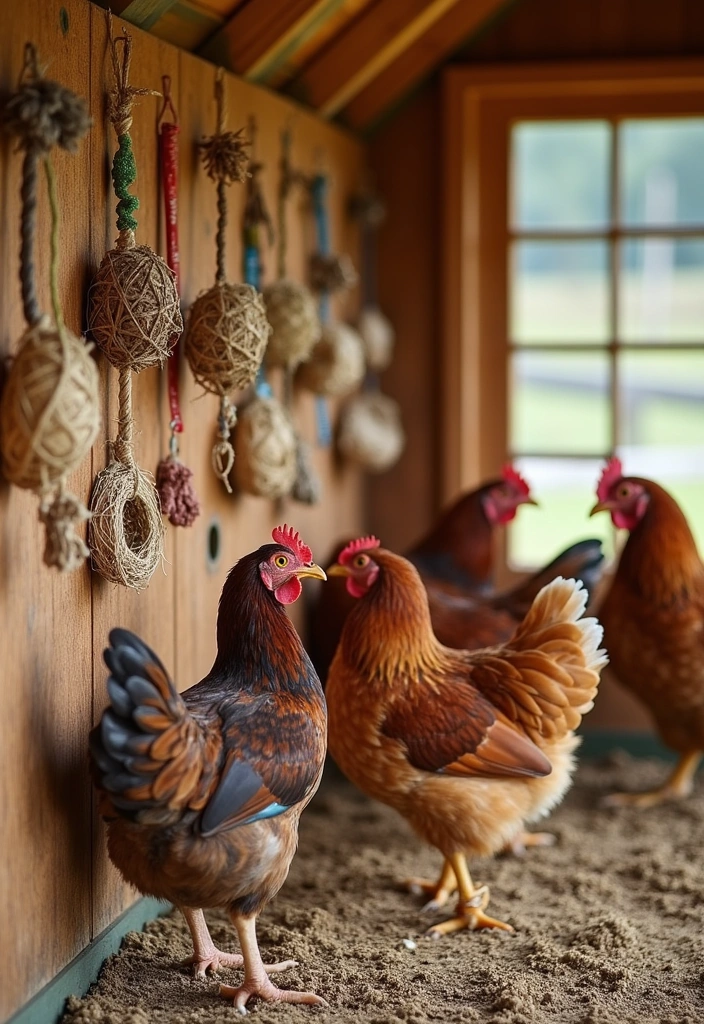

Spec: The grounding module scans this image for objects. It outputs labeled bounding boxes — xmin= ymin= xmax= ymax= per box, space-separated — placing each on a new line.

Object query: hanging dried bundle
xmin=234 ymin=395 xmax=297 ymax=499
xmin=291 ymin=436 xmax=321 ymax=505
xmin=357 ymin=306 xmax=395 ymax=372
xmin=296 ymin=322 xmax=365 ymax=398
xmin=0 ymin=43 xmax=99 ymax=573
xmin=263 ymin=278 xmax=321 ymax=370
xmin=337 ymin=391 xmax=405 ymax=472
xmin=309 ymin=251 xmax=358 ymax=294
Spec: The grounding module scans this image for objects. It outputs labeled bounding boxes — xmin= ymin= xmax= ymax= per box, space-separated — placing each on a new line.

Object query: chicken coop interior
xmin=1 ymin=1 xmax=703 ymax=1022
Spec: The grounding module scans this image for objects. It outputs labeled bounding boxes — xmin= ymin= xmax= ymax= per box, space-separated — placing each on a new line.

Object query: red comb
xmin=502 ymin=463 xmax=531 ymax=497
xmin=339 ymin=535 xmax=381 ymax=566
xmin=596 ymin=457 xmax=623 ymax=502
xmin=272 ymin=524 xmax=313 ymax=564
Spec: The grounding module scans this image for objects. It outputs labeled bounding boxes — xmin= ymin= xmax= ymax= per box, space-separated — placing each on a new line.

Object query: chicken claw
xmin=405 ymin=860 xmax=458 ymax=911
xmin=182 ymin=949 xmax=244 ymax=977
xmin=220 ymin=979 xmax=328 ymax=1015
xmin=601 ymin=751 xmax=701 ymax=809
xmin=425 ymin=886 xmax=514 ymax=938
xmin=503 ymin=830 xmax=556 ymax=856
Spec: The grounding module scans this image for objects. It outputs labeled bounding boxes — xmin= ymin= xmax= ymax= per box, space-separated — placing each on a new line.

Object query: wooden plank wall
xmin=0 ymin=1 xmax=364 ymax=1017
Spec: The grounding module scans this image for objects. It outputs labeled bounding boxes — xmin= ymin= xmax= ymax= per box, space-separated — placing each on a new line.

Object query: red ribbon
xmin=159 ymin=93 xmax=183 ymax=435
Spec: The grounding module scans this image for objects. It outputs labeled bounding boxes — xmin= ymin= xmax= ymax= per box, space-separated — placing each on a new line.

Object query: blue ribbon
xmin=244 ymin=241 xmax=272 ymax=399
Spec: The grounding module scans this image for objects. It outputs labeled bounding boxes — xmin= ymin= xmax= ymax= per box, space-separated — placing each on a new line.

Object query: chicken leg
xmin=602 ymin=751 xmax=701 ymax=809
xmin=503 ymin=831 xmax=556 ymax=856
xmin=425 ymin=853 xmax=514 ymax=938
xmin=181 ymin=908 xmax=244 ymax=977
xmin=219 ymin=913 xmax=327 ymax=1013
xmin=405 ymin=860 xmax=457 ymax=910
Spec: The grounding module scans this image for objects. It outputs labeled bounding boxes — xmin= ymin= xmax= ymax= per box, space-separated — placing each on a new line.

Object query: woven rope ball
xmin=296 ymin=322 xmax=365 ymax=398
xmin=358 ymin=306 xmax=395 ymax=373
xmin=338 ymin=391 xmax=405 ymax=473
xmin=0 ymin=318 xmax=100 ymax=489
xmin=89 ymin=458 xmax=164 ymax=590
xmin=185 ymin=281 xmax=271 ymax=395
xmin=234 ymin=395 xmax=297 ymax=499
xmin=88 ymin=243 xmax=182 ymax=371
xmin=263 ymin=278 xmax=321 ymax=370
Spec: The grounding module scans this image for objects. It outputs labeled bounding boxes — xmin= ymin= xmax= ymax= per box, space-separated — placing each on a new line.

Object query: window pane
xmin=619 ymin=118 xmax=704 ymax=228
xmin=511 ymin=351 xmax=611 ymax=454
xmin=512 ymin=121 xmax=611 ymax=230
xmin=511 ymin=241 xmax=610 ymax=344
xmin=508 ymin=457 xmax=614 ymax=570
xmin=619 ymin=350 xmax=704 ymax=446
xmin=619 ymin=237 xmax=704 ymax=342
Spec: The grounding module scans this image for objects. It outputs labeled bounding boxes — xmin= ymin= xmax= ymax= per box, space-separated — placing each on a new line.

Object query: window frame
xmin=441 ymin=59 xmax=704 ymax=575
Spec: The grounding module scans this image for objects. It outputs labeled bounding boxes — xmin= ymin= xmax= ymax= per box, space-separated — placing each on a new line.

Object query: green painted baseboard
xmin=7 ymin=898 xmax=172 ymax=1024
xmin=6 ymin=730 xmax=676 ymax=1024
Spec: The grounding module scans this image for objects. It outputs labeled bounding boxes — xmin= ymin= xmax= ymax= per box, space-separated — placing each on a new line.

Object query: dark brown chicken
xmin=90 ymin=526 xmax=328 ymax=1012
xmin=591 ymin=458 xmax=704 ymax=808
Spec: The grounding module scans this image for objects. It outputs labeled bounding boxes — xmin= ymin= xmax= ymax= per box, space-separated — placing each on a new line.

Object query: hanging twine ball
xmin=0 ymin=318 xmax=100 ymax=490
xmin=309 ymin=252 xmax=358 ymax=294
xmin=263 ymin=279 xmax=321 ymax=370
xmin=338 ymin=392 xmax=405 ymax=473
xmin=90 ymin=460 xmax=164 ymax=590
xmin=185 ymin=281 xmax=271 ymax=395
xmin=88 ymin=243 xmax=182 ymax=371
xmin=357 ymin=306 xmax=395 ymax=372
xmin=296 ymin=322 xmax=365 ymax=398
xmin=234 ymin=395 xmax=297 ymax=499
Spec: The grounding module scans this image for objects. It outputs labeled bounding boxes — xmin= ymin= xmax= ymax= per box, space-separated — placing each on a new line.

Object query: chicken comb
xmin=272 ymin=524 xmax=313 ymax=564
xmin=339 ymin=535 xmax=381 ymax=566
xmin=501 ymin=463 xmax=531 ymax=497
xmin=596 ymin=457 xmax=624 ymax=501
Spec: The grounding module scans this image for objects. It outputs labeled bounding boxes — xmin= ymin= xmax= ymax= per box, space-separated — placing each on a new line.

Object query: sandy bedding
xmin=63 ymin=754 xmax=704 ymax=1024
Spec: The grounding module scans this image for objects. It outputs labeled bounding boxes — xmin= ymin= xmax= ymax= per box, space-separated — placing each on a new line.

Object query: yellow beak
xmin=296 ymin=563 xmax=327 ymax=582
xmin=326 ymin=563 xmax=350 ymax=578
xmin=521 ymin=497 xmax=539 ymax=507
xmin=589 ymin=501 xmax=610 ymax=517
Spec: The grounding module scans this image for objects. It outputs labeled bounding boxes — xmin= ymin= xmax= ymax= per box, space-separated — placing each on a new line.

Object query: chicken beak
xmin=521 ymin=497 xmax=539 ymax=507
xmin=296 ymin=563 xmax=327 ymax=582
xmin=326 ymin=563 xmax=350 ymax=578
xmin=589 ymin=501 xmax=609 ymax=517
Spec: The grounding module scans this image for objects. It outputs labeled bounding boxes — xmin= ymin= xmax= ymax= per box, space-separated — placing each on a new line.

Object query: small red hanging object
xmin=156 ymin=75 xmax=200 ymax=527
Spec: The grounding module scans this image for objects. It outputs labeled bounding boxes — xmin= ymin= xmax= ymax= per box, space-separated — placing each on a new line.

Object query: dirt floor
xmin=63 ymin=754 xmax=704 ymax=1024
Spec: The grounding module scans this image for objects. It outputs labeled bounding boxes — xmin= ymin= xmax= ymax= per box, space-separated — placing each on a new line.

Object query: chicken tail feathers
xmin=90 ymin=630 xmax=219 ymax=827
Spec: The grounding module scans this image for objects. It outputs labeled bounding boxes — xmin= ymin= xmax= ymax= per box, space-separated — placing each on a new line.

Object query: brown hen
xmin=325 ymin=538 xmax=606 ymax=936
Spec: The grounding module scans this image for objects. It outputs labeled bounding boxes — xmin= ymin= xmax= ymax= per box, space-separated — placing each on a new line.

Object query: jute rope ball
xmin=263 ymin=278 xmax=321 ymax=370
xmin=296 ymin=322 xmax=365 ymax=398
xmin=357 ymin=306 xmax=395 ymax=373
xmin=185 ymin=281 xmax=270 ymax=395
xmin=234 ymin=395 xmax=297 ymax=499
xmin=88 ymin=242 xmax=181 ymax=371
xmin=1 ymin=319 xmax=99 ymax=490
xmin=338 ymin=391 xmax=405 ymax=473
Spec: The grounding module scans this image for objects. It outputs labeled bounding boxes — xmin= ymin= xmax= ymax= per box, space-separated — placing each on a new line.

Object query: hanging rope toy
xmin=338 ymin=391 xmax=405 ymax=472
xmin=0 ymin=43 xmax=99 ymax=572
xmin=155 ymin=76 xmax=200 ymax=527
xmin=88 ymin=18 xmax=178 ymax=589
xmin=350 ymin=184 xmax=395 ymax=371
xmin=297 ymin=321 xmax=365 ymax=398
xmin=184 ymin=71 xmax=270 ymax=493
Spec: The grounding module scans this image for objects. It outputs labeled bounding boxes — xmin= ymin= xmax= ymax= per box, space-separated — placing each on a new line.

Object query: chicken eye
xmin=618 ymin=485 xmax=630 ymax=498
xmin=275 ymin=554 xmax=289 ymax=568
xmin=355 ymin=554 xmax=369 ymax=569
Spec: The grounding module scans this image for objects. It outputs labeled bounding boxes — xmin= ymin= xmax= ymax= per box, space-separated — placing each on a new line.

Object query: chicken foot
xmin=181 ymin=908 xmax=244 ymax=976
xmin=220 ymin=913 xmax=327 ymax=1014
xmin=502 ymin=831 xmax=556 ymax=856
xmin=405 ymin=859 xmax=458 ymax=911
xmin=425 ymin=853 xmax=514 ymax=938
xmin=602 ymin=751 xmax=701 ymax=809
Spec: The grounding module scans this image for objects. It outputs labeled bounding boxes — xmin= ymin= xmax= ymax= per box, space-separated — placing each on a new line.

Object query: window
xmin=508 ymin=116 xmax=704 ymax=568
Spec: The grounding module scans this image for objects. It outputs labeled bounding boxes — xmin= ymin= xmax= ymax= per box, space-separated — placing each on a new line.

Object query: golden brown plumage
xmin=90 ymin=526 xmax=328 ymax=1012
xmin=326 ymin=540 xmax=606 ymax=935
xmin=591 ymin=459 xmax=704 ymax=807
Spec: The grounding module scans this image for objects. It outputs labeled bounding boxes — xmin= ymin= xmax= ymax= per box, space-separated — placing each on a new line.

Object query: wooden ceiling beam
xmin=342 ymin=0 xmax=513 ymax=130
xmin=92 ymin=0 xmax=180 ymax=31
xmin=198 ymin=0 xmax=343 ymax=80
xmin=291 ymin=0 xmax=471 ymax=118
